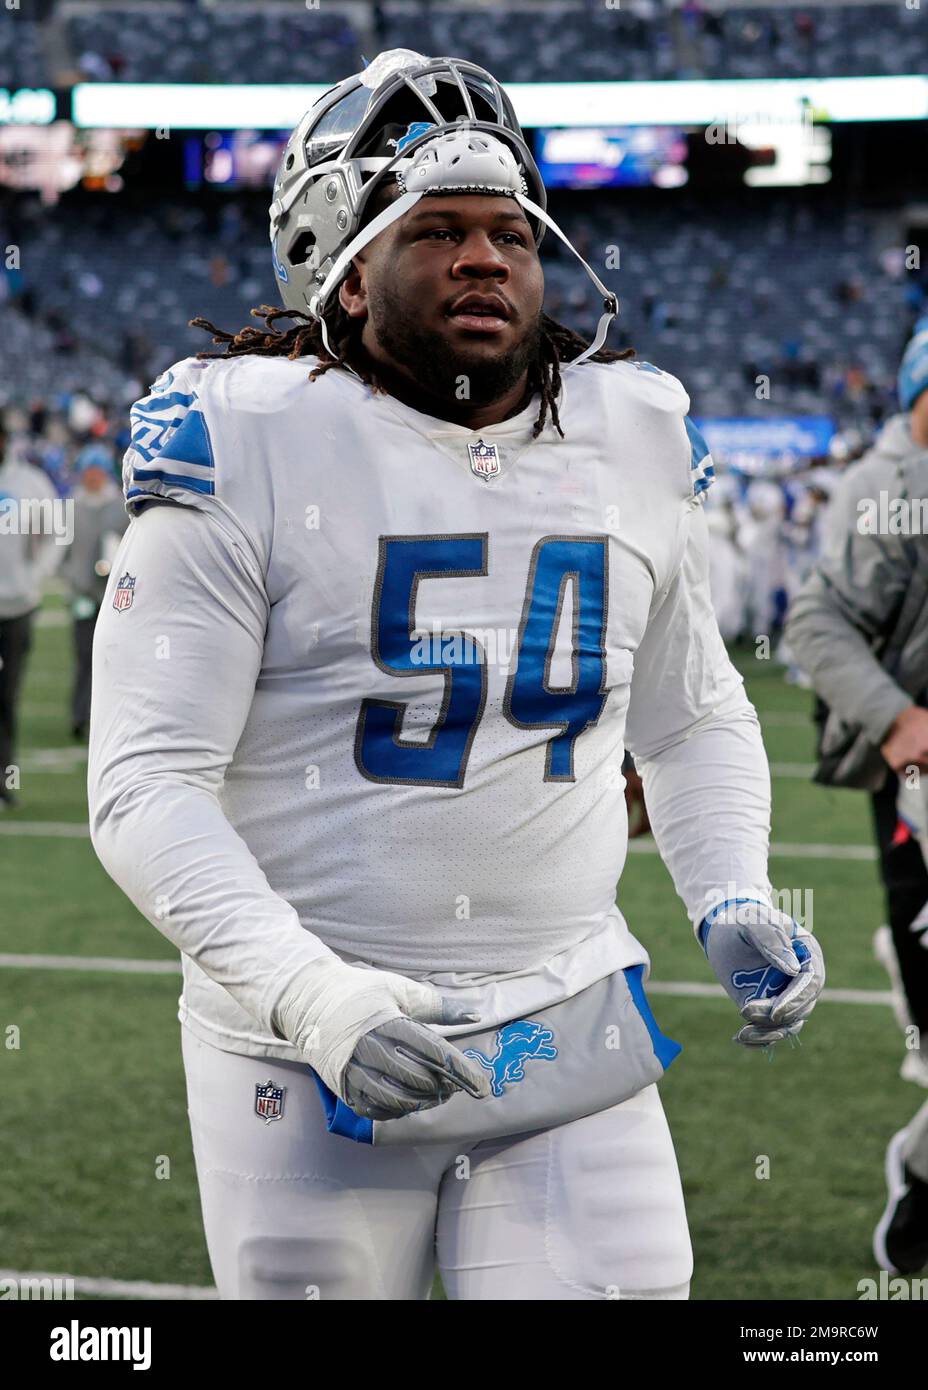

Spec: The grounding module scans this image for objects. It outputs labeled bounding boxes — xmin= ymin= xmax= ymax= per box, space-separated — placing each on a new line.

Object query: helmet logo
xmin=389 ymin=120 xmax=436 ymax=154
xmin=272 ymin=238 xmax=289 ymax=284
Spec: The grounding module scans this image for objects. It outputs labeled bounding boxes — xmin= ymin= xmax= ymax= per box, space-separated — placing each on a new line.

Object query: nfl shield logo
xmin=255 ymin=1079 xmax=286 ymax=1124
xmin=113 ymin=572 xmax=136 ymax=613
xmin=468 ymin=439 xmax=500 ymax=480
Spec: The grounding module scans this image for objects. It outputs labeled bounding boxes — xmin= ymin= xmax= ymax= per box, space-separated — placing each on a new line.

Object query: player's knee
xmin=607 ymin=1276 xmax=691 ymax=1301
xmin=547 ymin=1110 xmax=694 ymax=1297
xmin=236 ymin=1233 xmax=381 ymax=1300
xmin=581 ymin=1222 xmax=693 ymax=1300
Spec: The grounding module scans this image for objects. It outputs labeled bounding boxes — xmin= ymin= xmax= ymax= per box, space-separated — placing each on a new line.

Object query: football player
xmin=88 ymin=50 xmax=824 ymax=1300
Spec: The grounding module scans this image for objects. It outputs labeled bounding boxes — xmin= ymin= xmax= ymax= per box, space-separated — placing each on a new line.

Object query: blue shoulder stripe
xmin=131 ymin=389 xmax=197 ymax=416
xmin=684 ymin=415 xmax=715 ymax=497
xmin=128 ymin=469 xmax=214 ymax=496
xmin=129 ymin=405 xmax=214 ymax=472
xmin=125 ymin=361 xmax=218 ymax=511
xmin=158 ymin=408 xmax=213 ymax=471
xmin=684 ymin=415 xmax=709 ymax=466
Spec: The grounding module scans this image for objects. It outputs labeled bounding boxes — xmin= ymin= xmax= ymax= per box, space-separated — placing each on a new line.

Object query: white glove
xmin=272 ymin=955 xmax=492 ymax=1119
xmin=700 ymin=899 xmax=826 ymax=1047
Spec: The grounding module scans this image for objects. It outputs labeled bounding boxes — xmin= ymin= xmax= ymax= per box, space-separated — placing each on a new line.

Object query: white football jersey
xmin=89 ymin=352 xmax=772 ymax=1061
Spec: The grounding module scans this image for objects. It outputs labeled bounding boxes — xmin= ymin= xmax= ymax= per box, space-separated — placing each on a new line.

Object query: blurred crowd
xmin=0 ymin=392 xmax=129 ymax=791
xmin=1 ymin=191 xmax=925 ymax=428
xmin=702 ymin=434 xmax=864 ymax=659
xmin=11 ymin=1 xmax=918 ymax=89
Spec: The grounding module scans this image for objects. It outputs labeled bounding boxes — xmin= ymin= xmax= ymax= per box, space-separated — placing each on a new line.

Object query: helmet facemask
xmin=270 ymin=49 xmax=617 ymax=375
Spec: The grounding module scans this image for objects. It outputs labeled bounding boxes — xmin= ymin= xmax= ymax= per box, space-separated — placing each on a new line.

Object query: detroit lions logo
xmin=389 ymin=120 xmax=437 ymax=154
xmin=271 ymin=238 xmax=289 ymax=284
xmin=732 ymin=965 xmax=789 ymax=1003
xmin=463 ymin=1020 xmax=558 ymax=1098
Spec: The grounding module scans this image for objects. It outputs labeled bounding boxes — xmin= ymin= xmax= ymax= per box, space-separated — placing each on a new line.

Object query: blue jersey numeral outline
xmin=355 ymin=533 xmax=609 ymax=788
xmin=354 ymin=534 xmax=489 ymax=788
xmin=504 ymin=534 xmax=609 ymax=782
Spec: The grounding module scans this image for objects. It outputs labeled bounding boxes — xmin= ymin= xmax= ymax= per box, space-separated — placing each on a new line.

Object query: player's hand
xmin=272 ymin=956 xmax=492 ymax=1119
xmin=699 ymin=899 xmax=825 ymax=1048
xmin=343 ymin=1014 xmax=492 ymax=1120
xmin=880 ymin=705 xmax=928 ymax=774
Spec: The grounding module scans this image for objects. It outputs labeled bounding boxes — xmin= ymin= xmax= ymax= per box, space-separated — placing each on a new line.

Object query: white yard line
xmin=647 ymin=981 xmax=893 ymax=1006
xmin=0 ymin=1268 xmax=217 ymax=1301
xmin=0 ymin=950 xmax=892 ymax=1006
xmin=14 ymin=753 xmax=815 ymax=777
xmin=626 ymin=838 xmax=877 ymax=861
xmin=0 ymin=953 xmax=181 ymax=975
xmin=20 ymin=748 xmax=88 ymax=771
xmin=769 ymin=842 xmax=877 ymax=860
xmin=0 ymin=822 xmax=881 ymax=860
xmin=0 ymin=821 xmax=90 ymax=836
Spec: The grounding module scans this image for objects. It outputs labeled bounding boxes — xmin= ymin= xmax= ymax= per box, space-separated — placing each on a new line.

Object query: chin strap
xmin=308 ymin=187 xmax=618 ymax=379
xmin=309 ymin=188 xmax=422 ymax=379
xmin=515 ymin=192 xmax=618 ymax=371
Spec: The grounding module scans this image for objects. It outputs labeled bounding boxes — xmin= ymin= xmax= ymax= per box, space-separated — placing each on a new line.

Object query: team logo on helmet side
xmin=271 ymin=238 xmax=289 ymax=284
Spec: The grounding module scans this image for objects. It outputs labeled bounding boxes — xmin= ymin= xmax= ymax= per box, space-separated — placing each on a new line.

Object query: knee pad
xmin=237 ymin=1233 xmax=379 ymax=1300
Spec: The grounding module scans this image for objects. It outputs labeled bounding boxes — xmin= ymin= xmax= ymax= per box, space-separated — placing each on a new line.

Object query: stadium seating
xmin=54 ymin=2 xmax=928 ymax=87
xmin=0 ymin=191 xmax=921 ymax=426
xmin=66 ymin=4 xmax=361 ymax=85
xmin=3 ymin=2 xmax=928 ymax=89
xmin=0 ymin=13 xmax=48 ymax=88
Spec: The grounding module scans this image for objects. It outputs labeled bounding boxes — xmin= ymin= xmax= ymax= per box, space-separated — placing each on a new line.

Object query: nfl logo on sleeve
xmin=112 ymin=573 xmax=136 ymax=612
xmin=468 ymin=439 xmax=500 ymax=480
xmin=255 ymin=1080 xmax=286 ymax=1124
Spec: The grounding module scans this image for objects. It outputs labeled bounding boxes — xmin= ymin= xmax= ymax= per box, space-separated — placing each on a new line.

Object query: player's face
xmin=351 ymin=194 xmax=545 ymax=407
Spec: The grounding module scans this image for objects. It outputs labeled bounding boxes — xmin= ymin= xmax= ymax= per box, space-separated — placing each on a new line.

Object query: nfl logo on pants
xmin=255 ymin=1080 xmax=286 ymax=1124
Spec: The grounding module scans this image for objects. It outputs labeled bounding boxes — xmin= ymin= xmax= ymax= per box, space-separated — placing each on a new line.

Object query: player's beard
xmin=364 ymin=278 xmax=544 ymax=409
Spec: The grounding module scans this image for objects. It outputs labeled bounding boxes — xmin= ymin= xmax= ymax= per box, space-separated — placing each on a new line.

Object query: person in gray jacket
xmin=785 ymin=315 xmax=928 ymax=1276
xmin=0 ymin=422 xmax=64 ymax=809
xmin=60 ymin=443 xmax=129 ymax=739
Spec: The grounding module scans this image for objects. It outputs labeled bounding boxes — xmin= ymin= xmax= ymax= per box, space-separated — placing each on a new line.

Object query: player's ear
xmin=338 ymin=261 xmax=368 ymax=321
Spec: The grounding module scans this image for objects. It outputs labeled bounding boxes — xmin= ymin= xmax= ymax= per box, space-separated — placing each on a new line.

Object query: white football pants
xmin=181 ymin=1026 xmax=693 ymax=1300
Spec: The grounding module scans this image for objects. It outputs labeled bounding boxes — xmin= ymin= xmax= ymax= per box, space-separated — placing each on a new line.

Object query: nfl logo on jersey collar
xmin=468 ymin=438 xmax=500 ymax=480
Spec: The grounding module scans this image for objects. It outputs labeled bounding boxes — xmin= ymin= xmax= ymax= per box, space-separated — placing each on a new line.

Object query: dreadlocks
xmin=191 ymin=301 xmax=632 ymax=442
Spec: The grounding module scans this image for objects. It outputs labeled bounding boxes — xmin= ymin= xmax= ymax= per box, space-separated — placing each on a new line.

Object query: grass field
xmin=0 ymin=589 xmax=918 ymax=1301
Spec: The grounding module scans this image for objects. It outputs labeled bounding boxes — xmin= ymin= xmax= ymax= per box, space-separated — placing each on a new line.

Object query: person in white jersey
xmin=88 ymin=50 xmax=825 ymax=1300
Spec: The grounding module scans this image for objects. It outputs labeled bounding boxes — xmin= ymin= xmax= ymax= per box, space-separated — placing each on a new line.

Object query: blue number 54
xmin=355 ymin=533 xmax=608 ymax=788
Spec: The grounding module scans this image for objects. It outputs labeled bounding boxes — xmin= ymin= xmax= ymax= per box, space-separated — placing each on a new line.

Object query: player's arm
xmin=784 ymin=462 xmax=921 ymax=764
xmin=89 ymin=361 xmax=488 ymax=1120
xmin=625 ymin=442 xmax=824 ymax=1046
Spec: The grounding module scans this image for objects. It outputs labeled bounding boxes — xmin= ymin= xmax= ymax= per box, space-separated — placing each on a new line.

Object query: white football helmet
xmin=269 ymin=48 xmax=617 ymax=373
